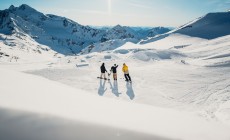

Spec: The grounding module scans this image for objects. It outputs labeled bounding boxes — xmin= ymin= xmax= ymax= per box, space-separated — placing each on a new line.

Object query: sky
xmin=0 ymin=0 xmax=229 ymax=27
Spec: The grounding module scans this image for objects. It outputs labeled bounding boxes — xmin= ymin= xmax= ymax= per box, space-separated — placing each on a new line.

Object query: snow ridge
xmin=141 ymin=12 xmax=230 ymax=44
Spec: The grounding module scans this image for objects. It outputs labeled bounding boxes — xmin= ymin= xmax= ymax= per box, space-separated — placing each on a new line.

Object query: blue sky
xmin=0 ymin=0 xmax=229 ymax=27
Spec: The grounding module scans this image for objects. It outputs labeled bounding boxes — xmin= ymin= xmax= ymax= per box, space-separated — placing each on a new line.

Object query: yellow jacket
xmin=122 ymin=64 xmax=129 ymax=74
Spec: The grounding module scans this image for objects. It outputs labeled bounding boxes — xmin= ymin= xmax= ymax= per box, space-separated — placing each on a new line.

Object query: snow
xmin=216 ymin=101 xmax=230 ymax=125
xmin=1 ymin=4 xmax=230 ymax=140
xmin=0 ymin=34 xmax=56 ymax=63
xmin=76 ymin=63 xmax=89 ymax=67
xmin=1 ymin=31 xmax=230 ymax=140
xmin=0 ymin=68 xmax=230 ymax=140
xmin=175 ymin=12 xmax=230 ymax=39
xmin=0 ymin=4 xmax=171 ymax=54
xmin=141 ymin=12 xmax=230 ymax=46
xmin=81 ymin=38 xmax=139 ymax=54
xmin=140 ymin=33 xmax=207 ymax=49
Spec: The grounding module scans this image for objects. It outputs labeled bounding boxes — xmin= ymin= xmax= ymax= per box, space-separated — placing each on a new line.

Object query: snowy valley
xmin=0 ymin=4 xmax=230 ymax=140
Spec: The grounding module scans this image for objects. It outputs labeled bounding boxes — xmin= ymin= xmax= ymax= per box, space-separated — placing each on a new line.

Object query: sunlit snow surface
xmin=0 ymin=33 xmax=230 ymax=140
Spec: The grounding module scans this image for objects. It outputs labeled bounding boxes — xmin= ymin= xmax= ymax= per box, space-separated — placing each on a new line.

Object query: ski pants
xmin=113 ymin=73 xmax=117 ymax=80
xmin=124 ymin=74 xmax=131 ymax=81
xmin=100 ymin=73 xmax=106 ymax=79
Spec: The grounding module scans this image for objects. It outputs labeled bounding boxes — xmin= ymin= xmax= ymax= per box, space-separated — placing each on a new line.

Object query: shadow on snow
xmin=98 ymin=79 xmax=135 ymax=100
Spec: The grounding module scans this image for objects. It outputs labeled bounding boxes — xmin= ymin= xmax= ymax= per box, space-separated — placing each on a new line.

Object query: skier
xmin=110 ymin=64 xmax=118 ymax=80
xmin=122 ymin=63 xmax=132 ymax=82
xmin=100 ymin=63 xmax=107 ymax=80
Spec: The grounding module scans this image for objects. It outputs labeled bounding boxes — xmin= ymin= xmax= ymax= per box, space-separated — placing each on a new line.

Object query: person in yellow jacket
xmin=122 ymin=63 xmax=132 ymax=82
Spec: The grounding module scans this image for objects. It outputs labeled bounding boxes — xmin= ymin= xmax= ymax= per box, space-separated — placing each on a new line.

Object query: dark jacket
xmin=111 ymin=65 xmax=118 ymax=73
xmin=100 ymin=64 xmax=107 ymax=73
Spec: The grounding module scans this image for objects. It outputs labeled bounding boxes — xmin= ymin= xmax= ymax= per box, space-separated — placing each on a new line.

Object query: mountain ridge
xmin=175 ymin=12 xmax=230 ymax=39
xmin=0 ymin=4 xmax=171 ymax=54
xmin=140 ymin=11 xmax=230 ymax=44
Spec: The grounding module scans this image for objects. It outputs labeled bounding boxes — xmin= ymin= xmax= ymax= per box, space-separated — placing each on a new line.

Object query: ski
xmin=97 ymin=77 xmax=110 ymax=80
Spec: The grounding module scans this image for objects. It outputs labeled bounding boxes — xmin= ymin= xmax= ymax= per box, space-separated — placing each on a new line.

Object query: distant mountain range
xmin=0 ymin=4 xmax=171 ymax=54
xmin=90 ymin=26 xmax=174 ymax=31
xmin=1 ymin=4 xmax=229 ymax=55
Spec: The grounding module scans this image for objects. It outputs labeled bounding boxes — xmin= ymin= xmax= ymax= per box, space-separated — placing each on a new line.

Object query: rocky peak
xmin=18 ymin=4 xmax=35 ymax=11
xmin=112 ymin=24 xmax=124 ymax=30
xmin=8 ymin=5 xmax=15 ymax=11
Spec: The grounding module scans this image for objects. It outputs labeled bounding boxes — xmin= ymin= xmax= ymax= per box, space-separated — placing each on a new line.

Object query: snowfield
xmin=0 ymin=67 xmax=230 ymax=140
xmin=0 ymin=5 xmax=230 ymax=140
xmin=1 ymin=32 xmax=230 ymax=140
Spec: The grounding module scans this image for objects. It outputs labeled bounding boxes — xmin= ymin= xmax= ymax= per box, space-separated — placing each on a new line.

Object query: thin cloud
xmin=206 ymin=0 xmax=230 ymax=11
xmin=128 ymin=2 xmax=152 ymax=9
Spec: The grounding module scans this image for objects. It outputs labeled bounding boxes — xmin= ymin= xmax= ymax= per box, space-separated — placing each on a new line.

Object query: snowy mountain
xmin=141 ymin=12 xmax=230 ymax=45
xmin=0 ymin=4 xmax=171 ymax=55
xmin=103 ymin=25 xmax=171 ymax=39
xmin=147 ymin=27 xmax=171 ymax=37
xmin=102 ymin=25 xmax=141 ymax=41
xmin=81 ymin=26 xmax=172 ymax=54
xmin=175 ymin=12 xmax=230 ymax=39
xmin=0 ymin=4 xmax=106 ymax=54
xmin=90 ymin=25 xmax=172 ymax=37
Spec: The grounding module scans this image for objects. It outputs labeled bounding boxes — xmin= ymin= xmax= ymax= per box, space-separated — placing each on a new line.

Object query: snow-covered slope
xmin=81 ymin=38 xmax=139 ymax=54
xmin=147 ymin=27 xmax=171 ymax=37
xmin=140 ymin=33 xmax=207 ymax=50
xmin=141 ymin=12 xmax=230 ymax=45
xmin=0 ymin=4 xmax=106 ymax=54
xmin=0 ymin=33 xmax=59 ymax=65
xmin=175 ymin=12 xmax=230 ymax=39
xmin=182 ymin=35 xmax=230 ymax=67
xmin=1 ymin=33 xmax=230 ymax=139
xmin=22 ymin=34 xmax=230 ymax=118
xmin=1 ymin=29 xmax=230 ymax=140
xmin=1 ymin=68 xmax=230 ymax=140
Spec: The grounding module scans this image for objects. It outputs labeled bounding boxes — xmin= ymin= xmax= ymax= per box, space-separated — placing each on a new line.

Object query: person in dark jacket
xmin=100 ymin=63 xmax=107 ymax=79
xmin=110 ymin=64 xmax=118 ymax=80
